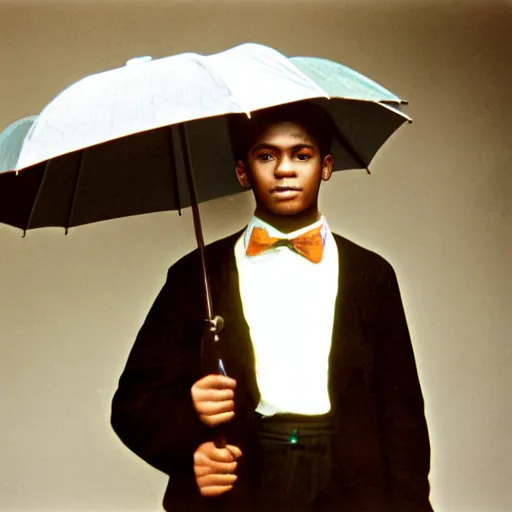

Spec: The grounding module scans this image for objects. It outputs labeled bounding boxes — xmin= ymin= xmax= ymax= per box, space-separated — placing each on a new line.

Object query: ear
xmin=321 ymin=154 xmax=334 ymax=182
xmin=236 ymin=160 xmax=251 ymax=189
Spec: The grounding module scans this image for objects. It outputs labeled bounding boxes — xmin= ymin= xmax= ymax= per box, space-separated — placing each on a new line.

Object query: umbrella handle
xmin=211 ymin=319 xmax=227 ymax=449
xmin=214 ymin=430 xmax=227 ymax=449
xmin=200 ymin=316 xmax=229 ymax=449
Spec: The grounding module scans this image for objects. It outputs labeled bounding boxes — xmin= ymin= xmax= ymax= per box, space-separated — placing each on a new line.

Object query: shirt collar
xmin=244 ymin=214 xmax=329 ymax=249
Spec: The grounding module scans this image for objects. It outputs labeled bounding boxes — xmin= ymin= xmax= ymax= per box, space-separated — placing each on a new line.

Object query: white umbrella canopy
xmin=15 ymin=43 xmax=332 ymax=170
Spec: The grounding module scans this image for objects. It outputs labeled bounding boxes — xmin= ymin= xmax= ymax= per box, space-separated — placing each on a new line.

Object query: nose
xmin=274 ymin=156 xmax=296 ymax=178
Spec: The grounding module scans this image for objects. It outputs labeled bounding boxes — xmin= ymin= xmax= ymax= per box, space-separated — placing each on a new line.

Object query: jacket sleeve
xmin=374 ymin=260 xmax=434 ymax=512
xmin=111 ymin=255 xmax=210 ymax=475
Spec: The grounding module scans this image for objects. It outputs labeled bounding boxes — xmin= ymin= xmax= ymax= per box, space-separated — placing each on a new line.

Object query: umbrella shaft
xmin=178 ymin=123 xmax=214 ymax=322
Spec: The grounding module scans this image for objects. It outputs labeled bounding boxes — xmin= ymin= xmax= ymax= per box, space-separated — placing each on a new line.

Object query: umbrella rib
xmin=178 ymin=123 xmax=214 ymax=322
xmin=23 ymin=159 xmax=51 ymax=237
xmin=331 ymin=120 xmax=371 ymax=175
xmin=166 ymin=127 xmax=182 ymax=215
xmin=195 ymin=57 xmax=249 ymax=115
xmin=65 ymin=149 xmax=85 ymax=234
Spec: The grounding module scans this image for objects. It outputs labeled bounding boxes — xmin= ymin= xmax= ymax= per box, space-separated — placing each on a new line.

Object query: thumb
xmin=226 ymin=444 xmax=242 ymax=459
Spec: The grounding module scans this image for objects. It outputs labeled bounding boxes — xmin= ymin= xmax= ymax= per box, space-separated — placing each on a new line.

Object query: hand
xmin=194 ymin=441 xmax=242 ymax=497
xmin=191 ymin=374 xmax=236 ymax=427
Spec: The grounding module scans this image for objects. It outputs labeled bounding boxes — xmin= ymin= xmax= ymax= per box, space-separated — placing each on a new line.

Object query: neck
xmin=254 ymin=207 xmax=321 ymax=234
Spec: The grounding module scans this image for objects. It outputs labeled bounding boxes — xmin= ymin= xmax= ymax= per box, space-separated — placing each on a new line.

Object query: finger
xmin=195 ymin=375 xmax=236 ymax=390
xmin=200 ymin=411 xmax=235 ymax=427
xmin=194 ymin=448 xmax=238 ymax=469
xmin=194 ymin=451 xmax=238 ymax=471
xmin=196 ymin=400 xmax=234 ymax=416
xmin=197 ymin=473 xmax=237 ymax=488
xmin=194 ymin=460 xmax=237 ymax=477
xmin=198 ymin=485 xmax=234 ymax=497
xmin=192 ymin=388 xmax=235 ymax=402
xmin=207 ymin=446 xmax=239 ymax=463
xmin=226 ymin=445 xmax=243 ymax=459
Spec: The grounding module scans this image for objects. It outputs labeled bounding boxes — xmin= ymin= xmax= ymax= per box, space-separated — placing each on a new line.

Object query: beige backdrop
xmin=1 ymin=1 xmax=511 ymax=511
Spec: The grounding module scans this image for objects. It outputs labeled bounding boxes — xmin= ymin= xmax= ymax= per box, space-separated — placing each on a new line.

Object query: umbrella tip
xmin=125 ymin=56 xmax=153 ymax=66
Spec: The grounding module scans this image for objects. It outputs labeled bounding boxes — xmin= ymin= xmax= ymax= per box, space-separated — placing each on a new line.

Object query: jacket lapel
xmin=329 ymin=234 xmax=374 ymax=401
xmin=207 ymin=230 xmax=260 ymax=413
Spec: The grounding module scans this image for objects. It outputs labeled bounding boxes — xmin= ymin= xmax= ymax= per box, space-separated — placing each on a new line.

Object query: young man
xmin=111 ymin=102 xmax=433 ymax=511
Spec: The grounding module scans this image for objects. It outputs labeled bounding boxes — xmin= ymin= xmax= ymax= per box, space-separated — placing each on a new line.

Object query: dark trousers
xmin=251 ymin=412 xmax=341 ymax=511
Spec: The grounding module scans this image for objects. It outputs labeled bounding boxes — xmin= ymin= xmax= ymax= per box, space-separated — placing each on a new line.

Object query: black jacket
xmin=111 ymin=230 xmax=433 ymax=511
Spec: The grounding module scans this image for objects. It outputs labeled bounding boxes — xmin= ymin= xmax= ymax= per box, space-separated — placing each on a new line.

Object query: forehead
xmin=249 ymin=121 xmax=318 ymax=149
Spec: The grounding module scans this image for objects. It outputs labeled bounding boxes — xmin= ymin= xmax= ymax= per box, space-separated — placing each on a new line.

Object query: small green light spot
xmin=289 ymin=429 xmax=299 ymax=444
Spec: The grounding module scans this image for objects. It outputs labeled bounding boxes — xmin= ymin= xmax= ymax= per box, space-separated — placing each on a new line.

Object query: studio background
xmin=0 ymin=1 xmax=510 ymax=511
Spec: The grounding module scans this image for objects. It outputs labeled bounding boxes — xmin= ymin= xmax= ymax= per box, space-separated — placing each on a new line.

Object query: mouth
xmin=270 ymin=186 xmax=302 ymax=199
xmin=271 ymin=186 xmax=302 ymax=193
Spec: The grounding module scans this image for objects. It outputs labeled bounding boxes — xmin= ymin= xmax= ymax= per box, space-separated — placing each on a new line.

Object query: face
xmin=235 ymin=121 xmax=333 ymax=221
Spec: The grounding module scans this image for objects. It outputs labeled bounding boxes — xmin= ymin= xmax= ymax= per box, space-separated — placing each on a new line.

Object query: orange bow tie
xmin=246 ymin=225 xmax=325 ymax=263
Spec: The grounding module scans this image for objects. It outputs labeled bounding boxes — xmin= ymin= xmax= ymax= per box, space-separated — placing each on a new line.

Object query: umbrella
xmin=0 ymin=115 xmax=37 ymax=173
xmin=0 ymin=42 xmax=411 ymax=423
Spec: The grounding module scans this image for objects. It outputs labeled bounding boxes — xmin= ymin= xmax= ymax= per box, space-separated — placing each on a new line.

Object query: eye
xmin=257 ymin=153 xmax=273 ymax=162
xmin=296 ymin=153 xmax=310 ymax=161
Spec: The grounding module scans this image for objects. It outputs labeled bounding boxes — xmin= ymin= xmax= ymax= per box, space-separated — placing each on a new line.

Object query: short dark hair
xmin=228 ymin=100 xmax=334 ymax=162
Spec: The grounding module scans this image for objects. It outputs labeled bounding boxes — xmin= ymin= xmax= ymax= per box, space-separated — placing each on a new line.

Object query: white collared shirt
xmin=234 ymin=215 xmax=339 ymax=416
